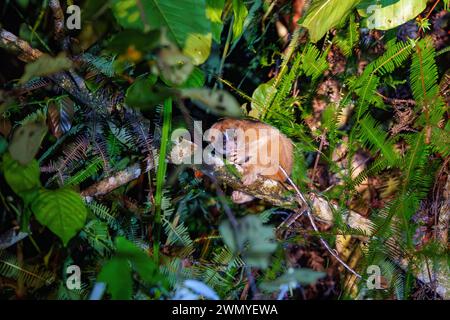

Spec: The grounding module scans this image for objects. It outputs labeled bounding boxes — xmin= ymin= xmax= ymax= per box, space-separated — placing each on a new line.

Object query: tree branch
xmin=0 ymin=28 xmax=43 ymax=62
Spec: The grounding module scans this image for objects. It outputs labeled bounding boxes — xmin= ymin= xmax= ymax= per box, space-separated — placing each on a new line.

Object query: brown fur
xmin=208 ymin=119 xmax=293 ymax=185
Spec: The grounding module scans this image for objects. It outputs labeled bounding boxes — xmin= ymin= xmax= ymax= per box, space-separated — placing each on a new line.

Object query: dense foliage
xmin=0 ymin=0 xmax=448 ymax=300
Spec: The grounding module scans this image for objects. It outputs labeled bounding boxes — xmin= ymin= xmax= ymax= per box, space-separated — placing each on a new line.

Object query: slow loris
xmin=206 ymin=118 xmax=293 ymax=203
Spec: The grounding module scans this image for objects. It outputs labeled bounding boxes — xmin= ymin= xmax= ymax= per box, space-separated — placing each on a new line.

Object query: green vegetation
xmin=0 ymin=0 xmax=448 ymax=300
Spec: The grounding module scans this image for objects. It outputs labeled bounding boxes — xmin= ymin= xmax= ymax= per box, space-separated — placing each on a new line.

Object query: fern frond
xmin=79 ymin=220 xmax=114 ymax=256
xmin=351 ymin=40 xmax=413 ymax=117
xmin=358 ymin=115 xmax=399 ymax=165
xmin=65 ymin=157 xmax=102 ymax=186
xmin=301 ymin=44 xmax=328 ymax=82
xmin=87 ymin=201 xmax=120 ymax=231
xmin=163 ymin=217 xmax=193 ymax=248
xmin=42 ymin=136 xmax=89 ymax=184
xmin=0 ymin=250 xmax=55 ymax=289
xmin=410 ymin=37 xmax=439 ymax=104
xmin=334 ymin=14 xmax=359 ymax=57
xmin=81 ymin=53 xmax=115 ymax=77
xmin=431 ymin=124 xmax=450 ymax=157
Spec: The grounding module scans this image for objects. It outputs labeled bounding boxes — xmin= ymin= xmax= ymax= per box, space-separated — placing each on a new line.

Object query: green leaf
xmin=232 ymin=0 xmax=248 ymax=43
xmin=250 ymin=81 xmax=277 ymax=119
xmin=124 ymin=74 xmax=160 ymax=108
xmin=111 ymin=0 xmax=212 ymax=65
xmin=8 ymin=119 xmax=47 ymax=165
xmin=359 ymin=115 xmax=399 ymax=166
xmin=410 ymin=37 xmax=439 ymax=104
xmin=97 ymin=237 xmax=160 ymax=299
xmin=2 ymin=152 xmax=41 ymax=201
xmin=115 ymin=237 xmax=159 ymax=284
xmin=219 ymin=216 xmax=277 ymax=269
xmin=358 ymin=0 xmax=427 ymax=31
xmin=19 ymin=53 xmax=73 ymax=84
xmin=31 ymin=188 xmax=88 ymax=246
xmin=98 ymin=257 xmax=132 ymax=300
xmin=300 ymin=0 xmax=360 ymax=43
xmin=206 ymin=0 xmax=225 ymax=43
xmin=179 ymin=67 xmax=206 ymax=88
xmin=301 ymin=44 xmax=329 ymax=81
xmin=106 ymin=29 xmax=160 ymax=55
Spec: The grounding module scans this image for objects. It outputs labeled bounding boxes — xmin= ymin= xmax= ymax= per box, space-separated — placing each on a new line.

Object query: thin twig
xmin=279 ymin=166 xmax=362 ymax=279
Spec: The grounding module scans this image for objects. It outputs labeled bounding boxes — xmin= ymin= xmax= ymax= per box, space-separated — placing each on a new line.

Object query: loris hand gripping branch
xmin=206 ymin=118 xmax=293 ymax=204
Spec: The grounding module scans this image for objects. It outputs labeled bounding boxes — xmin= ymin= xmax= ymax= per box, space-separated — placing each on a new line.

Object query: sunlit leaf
xmin=250 ymin=81 xmax=276 ymax=119
xmin=358 ymin=0 xmax=427 ymax=31
xmin=300 ymin=0 xmax=360 ymax=43
xmin=206 ymin=0 xmax=225 ymax=43
xmin=232 ymin=0 xmax=248 ymax=44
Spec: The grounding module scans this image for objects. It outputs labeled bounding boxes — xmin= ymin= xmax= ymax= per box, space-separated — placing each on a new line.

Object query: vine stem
xmin=279 ymin=166 xmax=362 ymax=279
xmin=424 ymin=0 xmax=441 ymax=20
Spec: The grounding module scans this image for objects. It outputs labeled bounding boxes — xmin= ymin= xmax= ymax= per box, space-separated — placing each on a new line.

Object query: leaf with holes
xmin=31 ymin=188 xmax=87 ymax=246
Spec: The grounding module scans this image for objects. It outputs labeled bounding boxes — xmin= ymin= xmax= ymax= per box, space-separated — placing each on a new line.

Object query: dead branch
xmin=0 ymin=28 xmax=43 ymax=62
xmin=49 ymin=0 xmax=65 ymax=42
xmin=80 ymin=163 xmax=149 ymax=201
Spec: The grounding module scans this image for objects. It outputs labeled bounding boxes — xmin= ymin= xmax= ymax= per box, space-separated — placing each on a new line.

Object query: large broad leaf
xmin=97 ymin=257 xmax=132 ymax=300
xmin=232 ymin=0 xmax=248 ymax=44
xmin=111 ymin=0 xmax=212 ymax=65
xmin=114 ymin=237 xmax=159 ymax=284
xmin=125 ymin=74 xmax=175 ymax=109
xmin=31 ymin=188 xmax=87 ymax=246
xmin=249 ymin=81 xmax=277 ymax=119
xmin=97 ymin=237 xmax=161 ymax=299
xmin=300 ymin=0 xmax=360 ymax=43
xmin=358 ymin=0 xmax=427 ymax=30
xmin=206 ymin=0 xmax=225 ymax=43
xmin=2 ymin=152 xmax=41 ymax=201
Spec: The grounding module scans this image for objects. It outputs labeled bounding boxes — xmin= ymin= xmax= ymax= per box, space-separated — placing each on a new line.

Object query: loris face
xmin=206 ymin=118 xmax=294 ymax=183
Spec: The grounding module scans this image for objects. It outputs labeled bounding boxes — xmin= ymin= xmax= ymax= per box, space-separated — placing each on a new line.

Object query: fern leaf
xmin=410 ymin=37 xmax=439 ymax=104
xmin=359 ymin=115 xmax=399 ymax=165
